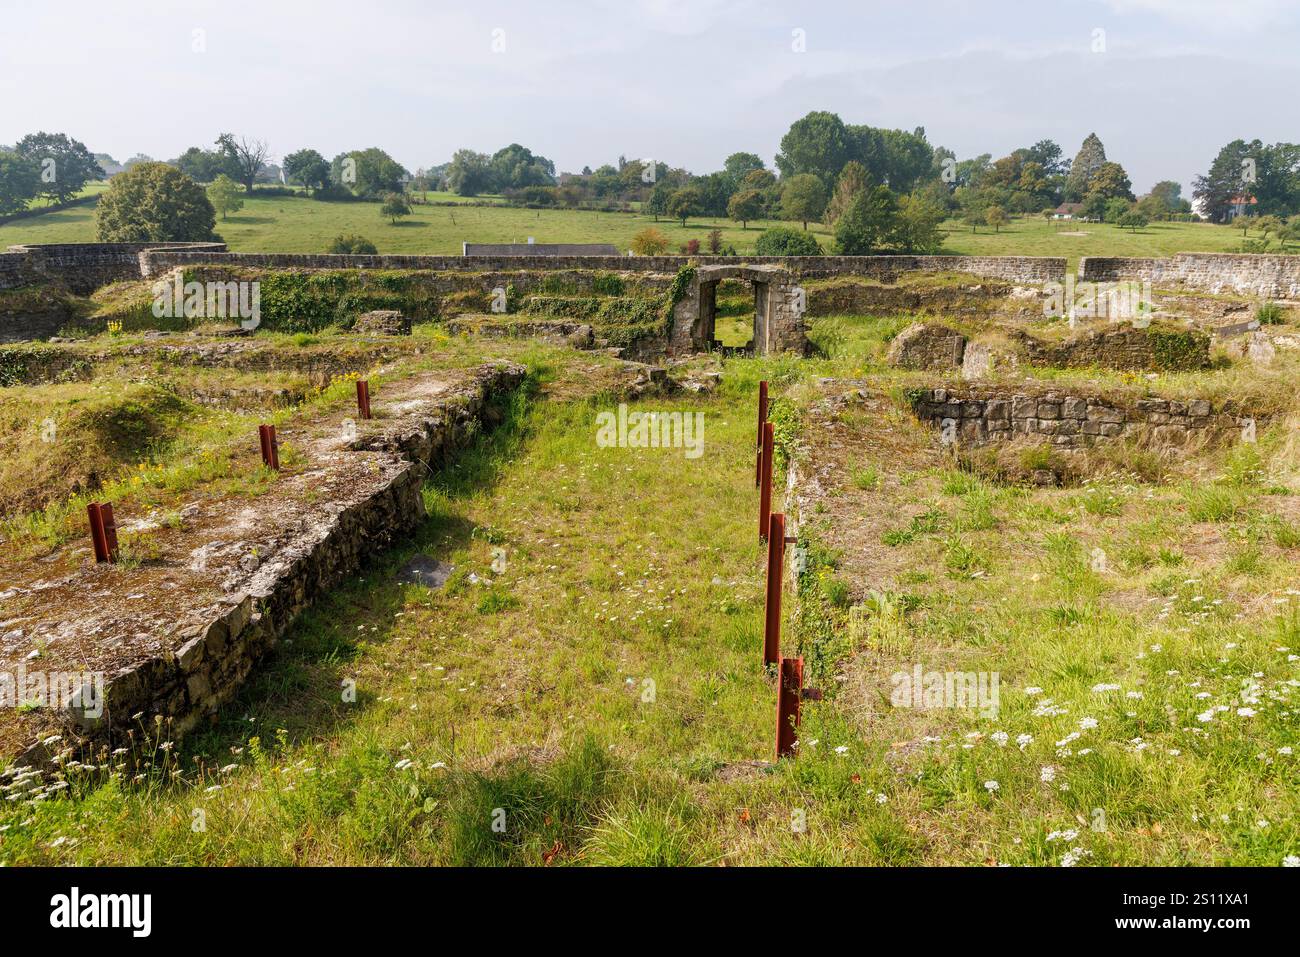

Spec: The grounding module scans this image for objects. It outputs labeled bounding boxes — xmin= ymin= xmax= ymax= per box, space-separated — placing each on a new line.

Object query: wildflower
xmin=394 ymin=758 xmax=413 ymax=770
xmin=834 ymin=745 xmax=849 ymax=755
xmin=1237 ymin=707 xmax=1257 ymax=717
xmin=1079 ymin=717 xmax=1098 ymax=730
xmin=983 ymin=780 xmax=1000 ymax=792
xmin=1283 ymin=856 xmax=1300 ymax=867
xmin=1060 ymin=846 xmax=1091 ymax=867
xmin=991 ymin=731 xmax=1009 ymax=747
xmin=1016 ymin=734 xmax=1033 ymax=751
xmin=1040 ymin=766 xmax=1057 ymax=783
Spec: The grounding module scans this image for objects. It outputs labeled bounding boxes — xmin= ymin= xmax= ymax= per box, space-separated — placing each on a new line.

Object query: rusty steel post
xmin=776 ymin=656 xmax=804 ymax=759
xmin=758 ymin=422 xmax=774 ymax=542
xmin=259 ymin=424 xmax=280 ymax=471
xmin=100 ymin=502 xmax=119 ymax=561
xmin=357 ymin=380 xmax=372 ymax=420
xmin=755 ymin=380 xmax=768 ymax=487
xmin=763 ymin=512 xmax=785 ymax=667
xmin=87 ymin=503 xmax=109 ymax=563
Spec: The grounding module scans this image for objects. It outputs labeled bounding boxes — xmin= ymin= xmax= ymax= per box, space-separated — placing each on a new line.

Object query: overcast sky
xmin=2 ymin=0 xmax=1297 ymax=193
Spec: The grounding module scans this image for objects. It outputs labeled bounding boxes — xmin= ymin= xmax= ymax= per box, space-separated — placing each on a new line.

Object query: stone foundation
xmin=1080 ymin=253 xmax=1300 ymax=299
xmin=352 ymin=310 xmax=412 ymax=335
xmin=909 ymin=386 xmax=1254 ymax=449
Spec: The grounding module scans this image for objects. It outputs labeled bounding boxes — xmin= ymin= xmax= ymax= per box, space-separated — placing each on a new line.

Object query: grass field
xmin=0 ymin=187 xmax=1253 ymax=267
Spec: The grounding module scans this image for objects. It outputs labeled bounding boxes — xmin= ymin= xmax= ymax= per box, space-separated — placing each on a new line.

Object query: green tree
xmin=1116 ymin=209 xmax=1149 ymax=232
xmin=95 ymin=162 xmax=216 ymax=242
xmin=1103 ymin=197 xmax=1132 ymax=223
xmin=984 ymin=205 xmax=1009 ymax=232
xmin=341 ymin=148 xmax=408 ymax=199
xmin=780 ymin=173 xmax=828 ymax=229
xmin=850 ymin=125 xmax=934 ymax=193
xmin=172 ymin=146 xmax=236 ymax=183
xmin=834 ymin=185 xmax=899 ymax=254
xmin=215 ymin=133 xmax=269 ymax=194
xmin=645 ymin=180 xmax=674 ymax=221
xmin=282 ymin=148 xmax=331 ymax=191
xmin=1147 ymin=180 xmax=1184 ymax=216
xmin=667 ymin=186 xmax=703 ymax=226
xmin=13 ymin=132 xmax=104 ymax=205
xmin=206 ymin=174 xmax=244 ymax=220
xmin=380 ymin=191 xmax=411 ymax=224
xmin=825 ymin=160 xmax=871 ymax=226
xmin=775 ymin=110 xmax=853 ymax=188
xmin=0 ymin=151 xmax=41 ymax=215
xmin=445 ymin=149 xmax=494 ymax=196
xmin=722 ymin=152 xmax=765 ymax=192
xmin=1085 ymin=161 xmax=1134 ymax=202
xmin=1194 ymin=140 xmax=1256 ymax=223
xmin=895 ymin=193 xmax=947 ymax=252
xmin=1065 ymin=132 xmax=1107 ymax=200
xmin=754 ymin=226 xmax=822 ymax=256
xmin=727 ymin=189 xmax=763 ymax=229
xmin=490 ymin=143 xmax=556 ymax=190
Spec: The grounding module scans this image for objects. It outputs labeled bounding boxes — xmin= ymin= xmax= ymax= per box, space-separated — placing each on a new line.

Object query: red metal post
xmin=758 ymin=421 xmax=774 ymax=542
xmin=776 ymin=656 xmax=804 ymax=759
xmin=259 ymin=425 xmax=280 ymax=471
xmin=755 ymin=380 xmax=768 ymax=487
xmin=100 ymin=502 xmax=119 ymax=561
xmin=763 ymin=512 xmax=785 ymax=667
xmin=357 ymin=380 xmax=372 ymax=420
xmin=87 ymin=503 xmax=109 ymax=563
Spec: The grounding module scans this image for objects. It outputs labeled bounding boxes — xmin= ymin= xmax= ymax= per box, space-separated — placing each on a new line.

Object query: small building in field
xmin=1225 ymin=195 xmax=1258 ymax=221
xmin=1052 ymin=202 xmax=1085 ymax=220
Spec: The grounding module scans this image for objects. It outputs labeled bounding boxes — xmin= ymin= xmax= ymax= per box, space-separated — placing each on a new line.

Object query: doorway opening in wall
xmin=700 ymin=277 xmax=766 ymax=354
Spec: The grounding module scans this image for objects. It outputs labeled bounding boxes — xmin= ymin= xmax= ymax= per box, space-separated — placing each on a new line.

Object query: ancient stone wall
xmin=3 ymin=242 xmax=227 ymax=293
xmin=139 ymin=250 xmax=1066 ymax=284
xmin=1079 ymin=253 xmax=1300 ymax=299
xmin=910 ymin=386 xmax=1253 ymax=449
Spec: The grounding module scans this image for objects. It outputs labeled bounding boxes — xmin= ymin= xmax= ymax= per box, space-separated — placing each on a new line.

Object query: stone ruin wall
xmin=1079 ymin=253 xmax=1300 ymax=299
xmin=910 ymin=386 xmax=1255 ymax=450
xmin=3 ymin=242 xmax=228 ymax=294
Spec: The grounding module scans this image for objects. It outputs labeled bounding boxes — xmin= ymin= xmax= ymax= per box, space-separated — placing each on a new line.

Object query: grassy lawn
xmin=0 ymin=190 xmax=821 ymax=256
xmin=942 ymin=217 xmax=1251 ymax=270
xmin=1 ymin=187 xmax=1253 ymax=263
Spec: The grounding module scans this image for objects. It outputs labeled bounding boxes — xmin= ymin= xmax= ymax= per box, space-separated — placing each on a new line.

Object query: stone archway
xmin=668 ymin=263 xmax=808 ymax=356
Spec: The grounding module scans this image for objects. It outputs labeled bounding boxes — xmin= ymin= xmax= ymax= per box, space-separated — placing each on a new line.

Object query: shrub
xmin=1257 ymin=301 xmax=1287 ymax=325
xmin=630 ymin=227 xmax=670 ymax=256
xmin=679 ymin=239 xmax=700 ymax=255
xmin=326 ymin=234 xmax=378 ymax=254
xmin=754 ymin=226 xmax=821 ymax=256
